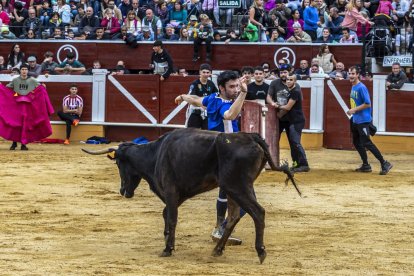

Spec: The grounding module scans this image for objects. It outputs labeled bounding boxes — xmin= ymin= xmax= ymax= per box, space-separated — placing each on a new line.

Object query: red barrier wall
xmin=386 ymin=90 xmax=414 ymax=132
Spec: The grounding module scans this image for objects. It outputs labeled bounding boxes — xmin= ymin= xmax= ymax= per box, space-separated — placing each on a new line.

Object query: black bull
xmin=83 ymin=128 xmax=300 ymax=264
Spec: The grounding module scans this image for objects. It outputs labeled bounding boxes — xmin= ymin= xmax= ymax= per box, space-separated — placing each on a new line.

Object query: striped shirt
xmin=63 ymin=95 xmax=83 ymax=111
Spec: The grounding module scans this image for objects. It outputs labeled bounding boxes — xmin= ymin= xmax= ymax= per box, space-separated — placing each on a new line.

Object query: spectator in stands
xmin=111 ymin=64 xmax=127 ymax=75
xmin=39 ymin=1 xmax=53 ymax=26
xmin=286 ymin=9 xmax=304 ymax=39
xmin=224 ymin=28 xmax=239 ymax=43
xmin=107 ymin=0 xmax=123 ymax=22
xmin=193 ymin=13 xmax=214 ymax=62
xmin=142 ymin=8 xmax=163 ymax=39
xmin=87 ymin=26 xmax=110 ymax=39
xmin=329 ymin=62 xmax=348 ymax=80
xmin=55 ymin=0 xmax=72 ymax=27
xmin=268 ymin=28 xmax=285 ymax=41
xmin=44 ymin=12 xmax=62 ymax=39
xmin=287 ymin=22 xmax=312 ymax=42
xmin=150 ymin=40 xmax=173 ymax=81
xmin=0 ymin=2 xmax=11 ymax=32
xmin=179 ymin=27 xmax=190 ymax=41
xmin=395 ymin=19 xmax=411 ymax=55
xmin=58 ymin=83 xmax=83 ymax=145
xmin=55 ymin=52 xmax=86 ymax=74
xmin=7 ymin=43 xmax=24 ymax=70
xmin=269 ymin=0 xmax=291 ymax=24
xmin=9 ymin=1 xmax=28 ymax=38
xmin=315 ymin=44 xmax=337 ymax=73
xmin=267 ymin=7 xmax=287 ymax=38
xmin=155 ymin=0 xmax=169 ymax=27
xmin=201 ymin=0 xmax=215 ymax=26
xmin=392 ymin=0 xmax=409 ymax=26
xmin=116 ymin=60 xmax=130 ymax=74
xmin=82 ymin=59 xmax=103 ymax=75
xmin=376 ymin=0 xmax=396 ymax=15
xmin=240 ymin=16 xmax=259 ymax=42
xmin=0 ymin=55 xmax=6 ymax=71
xmin=303 ymin=0 xmax=319 ymax=40
xmin=23 ymin=28 xmax=36 ymax=39
xmin=48 ymin=27 xmax=66 ymax=39
xmin=163 ymin=24 xmax=179 ymax=40
xmin=341 ymin=0 xmax=374 ymax=35
xmin=246 ymin=66 xmax=269 ymax=100
xmin=170 ymin=1 xmax=188 ymax=27
xmin=124 ymin=10 xmax=141 ymax=37
xmin=118 ymin=0 xmax=132 ymax=20
xmin=41 ymin=51 xmax=58 ymax=74
xmin=386 ymin=62 xmax=408 ymax=89
xmin=72 ymin=5 xmax=85 ymax=28
xmin=316 ymin=27 xmax=334 ymax=42
xmin=187 ymin=14 xmax=199 ymax=40
xmin=333 ymin=0 xmax=347 ymax=16
xmin=339 ymin=27 xmax=359 ymax=43
xmin=138 ymin=26 xmax=154 ymax=41
xmin=295 ymin=59 xmax=310 ymax=80
xmin=27 ymin=56 xmax=42 ymax=78
xmin=326 ymin=7 xmax=344 ymax=40
xmin=177 ymin=67 xmax=188 ymax=76
xmin=213 ymin=30 xmax=221 ymax=41
xmin=299 ymin=0 xmax=310 ymax=18
xmin=79 ymin=7 xmax=100 ymax=35
xmin=21 ymin=8 xmax=40 ymax=38
xmin=131 ymin=0 xmax=145 ymax=20
xmin=249 ymin=0 xmax=268 ymax=42
xmin=101 ymin=8 xmax=121 ymax=38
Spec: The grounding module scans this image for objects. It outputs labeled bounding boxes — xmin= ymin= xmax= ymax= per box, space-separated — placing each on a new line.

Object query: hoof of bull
xmin=160 ymin=250 xmax=172 ymax=257
xmin=211 ymin=247 xmax=223 ymax=257
xmin=258 ymin=250 xmax=267 ymax=264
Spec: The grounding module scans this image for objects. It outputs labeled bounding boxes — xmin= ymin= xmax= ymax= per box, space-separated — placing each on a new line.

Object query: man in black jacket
xmin=79 ymin=7 xmax=100 ymax=35
xmin=386 ymin=62 xmax=408 ymax=90
xmin=150 ymin=40 xmax=174 ymax=81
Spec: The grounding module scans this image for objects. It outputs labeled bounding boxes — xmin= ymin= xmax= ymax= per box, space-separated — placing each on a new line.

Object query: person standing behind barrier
xmin=246 ymin=66 xmax=269 ymax=100
xmin=187 ymin=63 xmax=218 ymax=129
xmin=57 ymin=84 xmax=83 ymax=145
xmin=175 ymin=71 xmax=250 ymax=245
xmin=346 ymin=66 xmax=393 ymax=175
xmin=267 ymin=64 xmax=310 ymax=172
xmin=150 ymin=40 xmax=174 ymax=81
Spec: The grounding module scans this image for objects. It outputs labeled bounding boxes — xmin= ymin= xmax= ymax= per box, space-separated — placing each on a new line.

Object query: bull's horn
xmin=81 ymin=146 xmax=118 ymax=155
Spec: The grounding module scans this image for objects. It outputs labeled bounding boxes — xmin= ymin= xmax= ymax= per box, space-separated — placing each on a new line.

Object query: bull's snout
xmin=119 ymin=187 xmax=134 ymax=198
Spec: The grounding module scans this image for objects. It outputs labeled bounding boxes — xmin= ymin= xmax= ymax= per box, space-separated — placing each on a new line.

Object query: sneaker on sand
xmin=10 ymin=142 xmax=17 ymax=150
xmin=380 ymin=161 xmax=393 ymax=175
xmin=292 ymin=165 xmax=310 ymax=173
xmin=20 ymin=144 xmax=28 ymax=151
xmin=211 ymin=228 xmax=242 ymax=246
xmin=355 ymin=163 xmax=372 ymax=172
xmin=64 ymin=139 xmax=70 ymax=145
xmin=72 ymin=119 xmax=80 ymax=126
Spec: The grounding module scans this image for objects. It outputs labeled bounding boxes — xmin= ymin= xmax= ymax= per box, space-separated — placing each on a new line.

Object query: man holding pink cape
xmin=0 ymin=63 xmax=54 ymax=150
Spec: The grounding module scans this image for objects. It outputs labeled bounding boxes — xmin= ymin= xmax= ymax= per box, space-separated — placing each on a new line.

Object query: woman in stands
xmin=315 ymin=44 xmax=337 ymax=73
xmin=179 ymin=27 xmax=190 ymax=41
xmin=7 ymin=43 xmax=24 ymax=70
xmin=169 ymin=1 xmax=188 ymax=28
xmin=341 ymin=0 xmax=374 ymax=35
xmin=249 ymin=0 xmax=267 ymax=42
xmin=287 ymin=9 xmax=304 ymax=39
xmin=155 ymin=0 xmax=169 ymax=27
xmin=124 ymin=10 xmax=141 ymax=36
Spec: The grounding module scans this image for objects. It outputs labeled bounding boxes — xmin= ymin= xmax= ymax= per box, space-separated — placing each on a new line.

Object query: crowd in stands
xmin=0 ymin=0 xmax=411 ymax=54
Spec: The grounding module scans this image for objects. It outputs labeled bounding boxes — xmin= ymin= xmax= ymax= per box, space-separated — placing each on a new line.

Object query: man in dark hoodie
xmin=150 ymin=40 xmax=174 ymax=81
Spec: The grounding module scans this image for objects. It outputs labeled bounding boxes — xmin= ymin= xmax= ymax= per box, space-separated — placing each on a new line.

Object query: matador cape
xmin=0 ymin=84 xmax=54 ymax=144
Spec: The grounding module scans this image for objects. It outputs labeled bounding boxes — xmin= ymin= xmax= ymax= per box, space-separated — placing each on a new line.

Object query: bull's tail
xmin=252 ymin=134 xmax=302 ymax=197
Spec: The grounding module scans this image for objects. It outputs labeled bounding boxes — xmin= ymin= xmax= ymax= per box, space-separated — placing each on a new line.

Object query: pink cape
xmin=0 ymin=84 xmax=54 ymax=144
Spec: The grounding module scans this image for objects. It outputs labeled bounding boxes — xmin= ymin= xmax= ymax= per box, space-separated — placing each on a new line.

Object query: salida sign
xmin=218 ymin=0 xmax=241 ymax=8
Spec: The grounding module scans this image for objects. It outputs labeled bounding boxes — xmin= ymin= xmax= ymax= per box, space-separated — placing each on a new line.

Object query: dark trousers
xmin=193 ymin=37 xmax=213 ymax=57
xmin=279 ymin=120 xmax=308 ymax=167
xmin=351 ymin=121 xmax=384 ymax=165
xmin=57 ymin=111 xmax=79 ymax=139
xmin=187 ymin=113 xmax=208 ymax=130
xmin=304 ymin=29 xmax=317 ymax=41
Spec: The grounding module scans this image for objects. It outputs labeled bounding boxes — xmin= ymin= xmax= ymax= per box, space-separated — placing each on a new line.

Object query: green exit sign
xmin=218 ymin=0 xmax=241 ymax=8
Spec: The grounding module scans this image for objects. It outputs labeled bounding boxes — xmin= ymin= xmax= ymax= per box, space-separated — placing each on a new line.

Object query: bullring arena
xmin=1 ymin=142 xmax=413 ymax=275
xmin=1 ymin=41 xmax=414 ymax=275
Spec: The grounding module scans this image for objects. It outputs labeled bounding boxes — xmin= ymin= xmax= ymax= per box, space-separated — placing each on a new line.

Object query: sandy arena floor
xmin=0 ymin=141 xmax=413 ymax=275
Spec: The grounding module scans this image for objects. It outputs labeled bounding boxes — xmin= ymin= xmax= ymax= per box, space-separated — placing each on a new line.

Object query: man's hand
xmin=386 ymin=81 xmax=391 ymax=88
xmin=175 ymin=94 xmax=184 ymax=104
xmin=160 ymin=76 xmax=165 ymax=81
xmin=238 ymin=75 xmax=249 ymax=93
xmin=346 ymin=108 xmax=355 ymax=115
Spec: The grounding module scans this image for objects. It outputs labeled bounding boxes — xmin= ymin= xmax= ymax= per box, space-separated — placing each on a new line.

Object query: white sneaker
xmin=211 ymin=227 xmax=242 ymax=246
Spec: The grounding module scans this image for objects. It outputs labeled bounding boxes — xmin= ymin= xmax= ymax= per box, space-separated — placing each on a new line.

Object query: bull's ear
xmin=107 ymin=150 xmax=116 ymax=160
